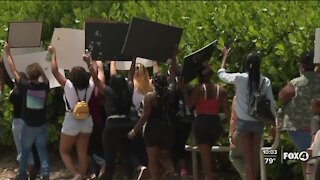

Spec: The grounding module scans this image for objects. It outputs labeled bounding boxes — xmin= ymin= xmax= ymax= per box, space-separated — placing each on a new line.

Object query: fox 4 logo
xmin=283 ymin=151 xmax=309 ymax=162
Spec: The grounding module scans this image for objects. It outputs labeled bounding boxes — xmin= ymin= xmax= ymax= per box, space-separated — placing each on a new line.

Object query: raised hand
xmin=48 ymin=46 xmax=56 ymax=54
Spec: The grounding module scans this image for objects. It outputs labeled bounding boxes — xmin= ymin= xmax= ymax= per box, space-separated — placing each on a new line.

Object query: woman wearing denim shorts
xmin=218 ymin=47 xmax=276 ymax=180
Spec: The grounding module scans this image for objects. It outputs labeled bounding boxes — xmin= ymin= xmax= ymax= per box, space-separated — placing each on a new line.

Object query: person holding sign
xmin=84 ymin=54 xmax=135 ymax=180
xmin=49 ymin=46 xmax=95 ymax=180
xmin=180 ymin=61 xmax=230 ymax=180
xmin=4 ymin=43 xmax=50 ymax=180
xmin=218 ymin=47 xmax=276 ymax=180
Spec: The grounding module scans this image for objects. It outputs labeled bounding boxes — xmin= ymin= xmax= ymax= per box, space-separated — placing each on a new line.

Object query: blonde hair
xmin=133 ymin=63 xmax=154 ymax=94
xmin=26 ymin=63 xmax=42 ymax=80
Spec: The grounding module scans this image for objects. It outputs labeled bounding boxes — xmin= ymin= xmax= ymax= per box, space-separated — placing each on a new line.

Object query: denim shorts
xmin=287 ymin=130 xmax=311 ymax=151
xmin=236 ymin=118 xmax=264 ymax=135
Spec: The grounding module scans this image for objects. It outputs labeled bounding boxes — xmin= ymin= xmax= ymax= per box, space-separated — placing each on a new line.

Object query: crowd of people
xmin=1 ymin=40 xmax=320 ymax=180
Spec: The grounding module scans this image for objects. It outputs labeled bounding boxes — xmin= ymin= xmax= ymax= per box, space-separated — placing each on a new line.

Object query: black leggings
xmin=172 ymin=119 xmax=191 ymax=163
xmin=103 ymin=126 xmax=133 ymax=180
xmin=88 ymin=124 xmax=105 ymax=173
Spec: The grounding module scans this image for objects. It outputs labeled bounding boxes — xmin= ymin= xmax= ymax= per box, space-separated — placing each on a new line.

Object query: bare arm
xmin=127 ymin=57 xmax=136 ymax=84
xmin=221 ymin=47 xmax=231 ymax=69
xmin=229 ymin=96 xmax=237 ymax=148
xmin=278 ymin=83 xmax=295 ymax=104
xmin=153 ymin=61 xmax=159 ymax=74
xmin=3 ymin=43 xmax=20 ymax=82
xmin=96 ymin=61 xmax=105 ymax=85
xmin=128 ymin=92 xmax=154 ymax=139
xmin=83 ymin=54 xmax=105 ymax=95
xmin=49 ymin=46 xmax=66 ymax=87
xmin=110 ymin=61 xmax=117 ymax=76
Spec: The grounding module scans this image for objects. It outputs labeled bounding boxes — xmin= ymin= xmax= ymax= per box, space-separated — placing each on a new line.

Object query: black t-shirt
xmin=9 ymin=89 xmax=23 ymax=118
xmin=18 ymin=78 xmax=49 ymax=127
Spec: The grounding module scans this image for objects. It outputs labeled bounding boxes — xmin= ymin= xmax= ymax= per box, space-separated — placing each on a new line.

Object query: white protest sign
xmin=115 ymin=57 xmax=153 ymax=70
xmin=314 ymin=28 xmax=320 ymax=64
xmin=2 ymin=47 xmax=43 ymax=79
xmin=2 ymin=50 xmax=65 ymax=88
xmin=50 ymin=28 xmax=86 ymax=70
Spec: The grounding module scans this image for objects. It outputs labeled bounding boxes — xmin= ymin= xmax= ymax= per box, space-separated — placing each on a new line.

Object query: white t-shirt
xmin=64 ymin=79 xmax=95 ymax=110
xmin=218 ymin=68 xmax=276 ymax=121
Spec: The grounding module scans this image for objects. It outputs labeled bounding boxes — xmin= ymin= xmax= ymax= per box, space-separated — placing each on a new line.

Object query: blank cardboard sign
xmin=8 ymin=21 xmax=43 ymax=47
xmin=122 ymin=17 xmax=183 ymax=62
xmin=2 ymin=47 xmax=43 ymax=80
xmin=50 ymin=28 xmax=86 ymax=70
xmin=314 ymin=28 xmax=320 ymax=64
xmin=2 ymin=50 xmax=65 ymax=88
xmin=115 ymin=57 xmax=153 ymax=70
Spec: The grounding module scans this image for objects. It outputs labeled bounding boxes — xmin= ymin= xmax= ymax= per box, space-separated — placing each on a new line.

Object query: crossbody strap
xmin=65 ymin=88 xmax=88 ymax=111
xmin=75 ymin=88 xmax=88 ymax=102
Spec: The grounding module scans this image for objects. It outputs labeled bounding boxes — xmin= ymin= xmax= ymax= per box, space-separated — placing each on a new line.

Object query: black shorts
xmin=194 ymin=114 xmax=222 ymax=145
xmin=144 ymin=123 xmax=174 ymax=149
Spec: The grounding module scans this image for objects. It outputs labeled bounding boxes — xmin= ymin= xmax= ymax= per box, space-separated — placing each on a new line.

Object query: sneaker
xmin=72 ymin=174 xmax=82 ymax=180
xmin=180 ymin=168 xmax=188 ymax=177
xmin=137 ymin=166 xmax=148 ymax=180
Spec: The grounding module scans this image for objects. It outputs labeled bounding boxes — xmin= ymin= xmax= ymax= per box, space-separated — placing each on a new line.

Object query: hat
xmin=121 ymin=17 xmax=183 ymax=62
xmin=181 ymin=40 xmax=217 ymax=83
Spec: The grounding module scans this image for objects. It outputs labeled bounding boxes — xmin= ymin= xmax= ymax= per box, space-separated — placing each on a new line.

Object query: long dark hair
xmin=245 ymin=52 xmax=261 ymax=96
xmin=109 ymin=74 xmax=131 ymax=115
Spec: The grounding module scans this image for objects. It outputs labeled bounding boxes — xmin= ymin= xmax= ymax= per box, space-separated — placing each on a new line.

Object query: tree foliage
xmin=1 ymin=1 xmax=319 ymax=179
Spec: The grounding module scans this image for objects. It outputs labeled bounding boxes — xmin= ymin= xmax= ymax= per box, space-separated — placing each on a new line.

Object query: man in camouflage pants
xmin=279 ymin=50 xmax=320 ymax=179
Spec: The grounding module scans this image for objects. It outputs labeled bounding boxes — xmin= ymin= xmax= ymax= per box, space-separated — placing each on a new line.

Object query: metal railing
xmin=185 ymin=126 xmax=281 ymax=180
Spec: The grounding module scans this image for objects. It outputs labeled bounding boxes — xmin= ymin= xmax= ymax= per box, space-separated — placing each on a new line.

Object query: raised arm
xmin=3 ymin=43 xmax=20 ymax=82
xmin=127 ymin=57 xmax=136 ymax=84
xmin=96 ymin=61 xmax=105 ymax=85
xmin=83 ymin=54 xmax=105 ymax=95
xmin=153 ymin=61 xmax=159 ymax=74
xmin=221 ymin=47 xmax=231 ymax=69
xmin=110 ymin=61 xmax=117 ymax=76
xmin=49 ymin=46 xmax=66 ymax=87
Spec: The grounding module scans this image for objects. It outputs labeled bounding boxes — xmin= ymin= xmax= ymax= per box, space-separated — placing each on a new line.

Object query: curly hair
xmin=68 ymin=66 xmax=90 ymax=90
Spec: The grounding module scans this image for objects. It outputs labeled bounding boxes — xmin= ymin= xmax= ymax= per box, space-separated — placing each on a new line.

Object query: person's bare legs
xmin=198 ymin=144 xmax=213 ymax=180
xmin=76 ymin=133 xmax=91 ymax=178
xmin=60 ymin=133 xmax=78 ymax=177
xmin=238 ymin=132 xmax=261 ymax=180
xmin=159 ymin=149 xmax=174 ymax=178
xmin=147 ymin=147 xmax=160 ymax=180
xmin=252 ymin=133 xmax=262 ymax=178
